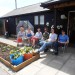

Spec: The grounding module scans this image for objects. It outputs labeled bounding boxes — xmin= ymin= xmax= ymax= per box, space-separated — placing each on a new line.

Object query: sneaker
xmin=44 ymin=48 xmax=48 ymax=52
xmin=34 ymin=49 xmax=40 ymax=54
xmin=50 ymin=49 xmax=54 ymax=52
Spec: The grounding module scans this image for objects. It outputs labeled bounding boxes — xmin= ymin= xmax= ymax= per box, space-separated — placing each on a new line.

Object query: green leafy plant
xmin=9 ymin=46 xmax=34 ymax=59
xmin=0 ymin=43 xmax=18 ymax=52
xmin=10 ymin=49 xmax=21 ymax=59
xmin=24 ymin=46 xmax=33 ymax=53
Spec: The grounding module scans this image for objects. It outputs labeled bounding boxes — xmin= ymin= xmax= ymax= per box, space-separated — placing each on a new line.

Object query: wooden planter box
xmin=0 ymin=41 xmax=40 ymax=71
xmin=0 ymin=53 xmax=40 ymax=71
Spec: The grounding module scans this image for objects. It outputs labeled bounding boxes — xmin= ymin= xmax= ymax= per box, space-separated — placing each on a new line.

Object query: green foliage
xmin=9 ymin=46 xmax=33 ymax=59
xmin=24 ymin=46 xmax=33 ymax=53
xmin=0 ymin=44 xmax=17 ymax=52
xmin=10 ymin=49 xmax=21 ymax=59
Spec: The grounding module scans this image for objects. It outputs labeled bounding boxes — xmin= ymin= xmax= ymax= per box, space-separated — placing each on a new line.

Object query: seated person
xmin=37 ymin=28 xmax=57 ymax=53
xmin=42 ymin=27 xmax=49 ymax=40
xmin=55 ymin=30 xmax=69 ymax=55
xmin=17 ymin=26 xmax=26 ymax=43
xmin=25 ymin=27 xmax=34 ymax=44
xmin=31 ymin=28 xmax=42 ymax=47
xmin=58 ymin=30 xmax=69 ymax=46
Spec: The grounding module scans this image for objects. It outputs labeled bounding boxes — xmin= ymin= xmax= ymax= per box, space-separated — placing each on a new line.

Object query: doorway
xmin=68 ymin=11 xmax=75 ymax=44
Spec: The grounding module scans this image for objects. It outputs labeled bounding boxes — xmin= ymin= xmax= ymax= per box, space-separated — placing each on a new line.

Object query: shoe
xmin=50 ymin=49 xmax=55 ymax=52
xmin=44 ymin=48 xmax=48 ymax=52
xmin=54 ymin=52 xmax=58 ymax=55
xmin=34 ymin=49 xmax=40 ymax=54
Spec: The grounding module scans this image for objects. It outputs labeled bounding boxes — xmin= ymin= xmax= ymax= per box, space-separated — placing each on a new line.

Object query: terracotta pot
xmin=24 ymin=53 xmax=33 ymax=60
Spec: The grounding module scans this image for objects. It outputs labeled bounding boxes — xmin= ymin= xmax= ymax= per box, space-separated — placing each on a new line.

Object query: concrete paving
xmin=0 ymin=67 xmax=10 ymax=75
xmin=0 ymin=38 xmax=75 ymax=75
xmin=0 ymin=37 xmax=17 ymax=46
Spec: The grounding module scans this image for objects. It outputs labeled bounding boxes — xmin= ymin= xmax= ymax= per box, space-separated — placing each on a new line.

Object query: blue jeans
xmin=39 ymin=41 xmax=53 ymax=52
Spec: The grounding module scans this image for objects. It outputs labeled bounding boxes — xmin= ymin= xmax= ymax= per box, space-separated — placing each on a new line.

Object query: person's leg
xmin=39 ymin=41 xmax=45 ymax=46
xmin=38 ymin=42 xmax=53 ymax=52
xmin=31 ymin=37 xmax=36 ymax=47
xmin=54 ymin=42 xmax=65 ymax=55
xmin=53 ymin=42 xmax=59 ymax=55
xmin=28 ymin=38 xmax=31 ymax=44
xmin=32 ymin=39 xmax=36 ymax=47
xmin=44 ymin=41 xmax=52 ymax=52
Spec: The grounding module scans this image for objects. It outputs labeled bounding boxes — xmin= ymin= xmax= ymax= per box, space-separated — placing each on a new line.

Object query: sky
xmin=0 ymin=0 xmax=48 ymax=17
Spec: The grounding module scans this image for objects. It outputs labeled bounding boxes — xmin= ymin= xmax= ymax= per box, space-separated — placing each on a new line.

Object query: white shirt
xmin=17 ymin=31 xmax=26 ymax=40
xmin=35 ymin=32 xmax=42 ymax=39
xmin=48 ymin=33 xmax=57 ymax=42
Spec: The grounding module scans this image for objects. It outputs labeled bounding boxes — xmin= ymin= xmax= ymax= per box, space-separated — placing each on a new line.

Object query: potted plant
xmin=23 ymin=46 xmax=34 ymax=60
xmin=9 ymin=49 xmax=24 ymax=65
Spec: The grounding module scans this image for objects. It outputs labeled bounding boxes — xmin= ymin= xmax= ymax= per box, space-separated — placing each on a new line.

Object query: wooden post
xmin=67 ymin=12 xmax=70 ymax=35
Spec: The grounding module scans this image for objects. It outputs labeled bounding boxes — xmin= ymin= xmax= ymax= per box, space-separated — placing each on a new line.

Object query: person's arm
xmin=31 ymin=31 xmax=34 ymax=36
xmin=54 ymin=34 xmax=57 ymax=42
xmin=49 ymin=33 xmax=51 ymax=39
xmin=46 ymin=33 xmax=51 ymax=42
xmin=58 ymin=35 xmax=61 ymax=43
xmin=23 ymin=32 xmax=26 ymax=38
xmin=40 ymin=32 xmax=43 ymax=39
xmin=47 ymin=32 xmax=49 ymax=39
xmin=65 ymin=35 xmax=69 ymax=44
xmin=34 ymin=32 xmax=37 ymax=37
xmin=51 ymin=34 xmax=57 ymax=42
xmin=25 ymin=30 xmax=27 ymax=37
xmin=17 ymin=31 xmax=20 ymax=38
xmin=42 ymin=33 xmax=45 ymax=40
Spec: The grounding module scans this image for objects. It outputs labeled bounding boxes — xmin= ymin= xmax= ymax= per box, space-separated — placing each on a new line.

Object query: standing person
xmin=26 ymin=27 xmax=34 ymax=44
xmin=17 ymin=26 xmax=26 ymax=43
xmin=4 ymin=30 xmax=9 ymax=38
xmin=31 ymin=28 xmax=42 ymax=48
xmin=36 ymin=28 xmax=57 ymax=53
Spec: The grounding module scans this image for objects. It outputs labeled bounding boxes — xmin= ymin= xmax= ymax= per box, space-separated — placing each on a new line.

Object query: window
xmin=34 ymin=16 xmax=38 ymax=25
xmin=40 ymin=15 xmax=44 ymax=25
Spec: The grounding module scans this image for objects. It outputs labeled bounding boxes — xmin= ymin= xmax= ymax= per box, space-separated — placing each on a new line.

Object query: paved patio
xmin=0 ymin=38 xmax=75 ymax=75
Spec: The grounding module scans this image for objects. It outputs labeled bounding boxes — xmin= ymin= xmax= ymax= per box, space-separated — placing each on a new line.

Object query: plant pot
xmin=24 ymin=53 xmax=33 ymax=60
xmin=10 ymin=54 xmax=24 ymax=65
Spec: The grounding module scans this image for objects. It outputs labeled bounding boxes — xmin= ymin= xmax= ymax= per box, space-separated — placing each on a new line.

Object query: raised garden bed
xmin=0 ymin=42 xmax=40 ymax=71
